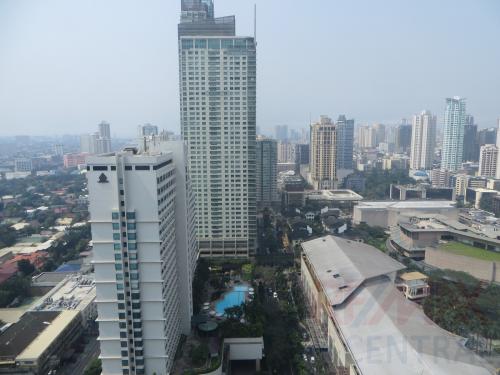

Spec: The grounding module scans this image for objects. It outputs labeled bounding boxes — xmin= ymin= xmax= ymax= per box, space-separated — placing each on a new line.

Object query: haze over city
xmin=1 ymin=0 xmax=499 ymax=136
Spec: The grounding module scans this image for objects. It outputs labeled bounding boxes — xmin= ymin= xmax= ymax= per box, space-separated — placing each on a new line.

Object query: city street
xmin=58 ymin=335 xmax=99 ymax=375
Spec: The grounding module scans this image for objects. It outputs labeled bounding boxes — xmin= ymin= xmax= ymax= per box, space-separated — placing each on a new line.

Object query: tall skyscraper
xmin=256 ymin=137 xmax=278 ymax=208
xmin=477 ymin=127 xmax=497 ymax=147
xmin=357 ymin=125 xmax=376 ymax=149
xmin=463 ymin=115 xmax=478 ymax=162
xmin=137 ymin=124 xmax=159 ymax=137
xmin=81 ymin=122 xmax=112 ymax=154
xmin=275 ymin=125 xmax=289 ymax=141
xmin=478 ymin=144 xmax=498 ymax=178
xmin=335 ymin=115 xmax=354 ymax=170
xmin=410 ymin=110 xmax=436 ymax=170
xmin=441 ymin=97 xmax=466 ymax=171
xmin=309 ymin=116 xmax=337 ymax=189
xmin=87 ymin=146 xmax=197 ymax=375
xmin=277 ymin=141 xmax=296 ymax=163
xmin=395 ymin=122 xmax=412 ymax=154
xmin=373 ymin=123 xmax=386 ymax=145
xmin=178 ymin=0 xmax=256 ymax=257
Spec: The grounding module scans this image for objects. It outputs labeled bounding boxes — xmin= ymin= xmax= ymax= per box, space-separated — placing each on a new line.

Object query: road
xmin=58 ymin=335 xmax=99 ymax=375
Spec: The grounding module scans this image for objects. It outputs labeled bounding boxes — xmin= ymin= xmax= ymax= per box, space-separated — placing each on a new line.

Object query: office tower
xmin=275 ymin=125 xmax=289 ymax=141
xmin=463 ymin=117 xmax=478 ymax=162
xmin=138 ymin=124 xmax=159 ymax=137
xmin=178 ymin=0 xmax=257 ymax=257
xmin=99 ymin=121 xmax=111 ymax=139
xmin=14 ymin=158 xmax=32 ymax=172
xmin=373 ymin=123 xmax=386 ymax=145
xmin=256 ymin=137 xmax=278 ymax=208
xmin=335 ymin=115 xmax=354 ymax=170
xmin=410 ymin=110 xmax=436 ymax=170
xmin=310 ymin=116 xmax=337 ymax=189
xmin=478 ymin=128 xmax=497 ymax=146
xmin=357 ymin=125 xmax=376 ymax=149
xmin=81 ymin=123 xmax=112 ymax=154
xmin=87 ymin=146 xmax=197 ymax=375
xmin=395 ymin=122 xmax=412 ymax=154
xmin=295 ymin=143 xmax=310 ymax=165
xmin=277 ymin=141 xmax=296 ymax=163
xmin=53 ymin=144 xmax=64 ymax=156
xmin=478 ymin=144 xmax=498 ymax=178
xmin=441 ymin=97 xmax=466 ymax=171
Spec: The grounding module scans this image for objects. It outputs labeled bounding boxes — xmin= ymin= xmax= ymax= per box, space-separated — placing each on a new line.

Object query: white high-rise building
xmin=441 ymin=97 xmax=466 ymax=171
xmin=87 ymin=146 xmax=198 ymax=375
xmin=81 ymin=122 xmax=112 ymax=154
xmin=410 ymin=110 xmax=436 ymax=170
xmin=178 ymin=0 xmax=257 ymax=257
xmin=479 ymin=144 xmax=498 ymax=178
xmin=309 ymin=116 xmax=337 ymax=189
xmin=277 ymin=141 xmax=296 ymax=163
xmin=357 ymin=126 xmax=376 ymax=149
xmin=495 ymin=118 xmax=500 ymax=179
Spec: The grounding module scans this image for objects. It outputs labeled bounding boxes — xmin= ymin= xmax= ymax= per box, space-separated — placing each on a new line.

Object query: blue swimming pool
xmin=215 ymin=285 xmax=249 ymax=315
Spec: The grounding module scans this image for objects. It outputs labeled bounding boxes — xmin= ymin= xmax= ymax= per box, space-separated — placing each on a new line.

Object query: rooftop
xmin=306 ymin=189 xmax=363 ymax=201
xmin=30 ymin=274 xmax=95 ymax=312
xmin=0 ymin=311 xmax=60 ymax=360
xmin=356 ymin=200 xmax=456 ymax=210
xmin=301 ymin=236 xmax=404 ymax=306
xmin=399 ymin=271 xmax=428 ymax=281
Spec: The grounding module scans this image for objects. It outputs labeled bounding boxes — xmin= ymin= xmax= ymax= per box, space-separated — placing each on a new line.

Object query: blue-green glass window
xmin=127 ymin=223 xmax=136 ymax=230
xmin=128 ymin=243 xmax=137 ymax=250
xmin=208 ymin=39 xmax=220 ymax=49
xmin=195 ymin=39 xmax=206 ymax=48
xmin=121 ymin=360 xmax=128 ymax=366
xmin=234 ymin=39 xmax=246 ymax=49
xmin=221 ymin=39 xmax=233 ymax=49
xmin=116 ymin=273 xmax=123 ymax=280
xmin=129 ymin=253 xmax=137 ymax=260
xmin=117 ymin=293 xmax=124 ymax=300
xmin=115 ymin=264 xmax=122 ymax=271
xmin=116 ymin=283 xmax=124 ymax=290
xmin=130 ymin=273 xmax=139 ymax=280
xmin=114 ymin=254 xmax=122 ymax=261
xmin=181 ymin=39 xmax=193 ymax=49
xmin=112 ymin=212 xmax=119 ymax=220
xmin=114 ymin=243 xmax=121 ymax=250
xmin=128 ymin=233 xmax=136 ymax=240
xmin=126 ymin=212 xmax=135 ymax=220
xmin=129 ymin=263 xmax=138 ymax=270
xmin=113 ymin=233 xmax=121 ymax=240
xmin=112 ymin=223 xmax=120 ymax=230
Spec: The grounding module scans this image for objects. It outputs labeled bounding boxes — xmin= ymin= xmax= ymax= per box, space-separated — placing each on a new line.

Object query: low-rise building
xmin=305 ymin=189 xmax=363 ymax=210
xmin=396 ymin=271 xmax=430 ymax=300
xmin=353 ymin=200 xmax=457 ymax=228
xmin=465 ymin=187 xmax=499 ymax=209
xmin=300 ymin=235 xmax=493 ymax=375
xmin=390 ymin=184 xmax=455 ymax=201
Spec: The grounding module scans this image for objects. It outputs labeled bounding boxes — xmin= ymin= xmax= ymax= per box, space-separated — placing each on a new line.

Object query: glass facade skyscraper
xmin=335 ymin=115 xmax=354 ymax=170
xmin=178 ymin=0 xmax=257 ymax=257
xmin=441 ymin=97 xmax=466 ymax=172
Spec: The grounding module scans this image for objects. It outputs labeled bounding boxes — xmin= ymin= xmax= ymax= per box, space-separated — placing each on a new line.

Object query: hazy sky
xmin=1 ymin=0 xmax=499 ymax=137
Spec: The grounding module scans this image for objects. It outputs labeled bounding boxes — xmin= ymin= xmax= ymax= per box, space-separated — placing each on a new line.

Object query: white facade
xmin=310 ymin=116 xmax=337 ymax=189
xmin=81 ymin=123 xmax=112 ymax=154
xmin=410 ymin=110 xmax=436 ymax=170
xmin=178 ymin=5 xmax=257 ymax=257
xmin=479 ymin=144 xmax=498 ymax=178
xmin=277 ymin=141 xmax=295 ymax=163
xmin=441 ymin=97 xmax=466 ymax=171
xmin=87 ymin=148 xmax=197 ymax=375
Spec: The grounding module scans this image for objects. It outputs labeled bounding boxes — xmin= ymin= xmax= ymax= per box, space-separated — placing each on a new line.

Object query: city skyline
xmin=1 ymin=0 xmax=500 ymax=136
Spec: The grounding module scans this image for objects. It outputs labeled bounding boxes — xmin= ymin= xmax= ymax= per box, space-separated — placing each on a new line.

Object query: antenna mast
xmin=254 ymin=4 xmax=257 ymax=42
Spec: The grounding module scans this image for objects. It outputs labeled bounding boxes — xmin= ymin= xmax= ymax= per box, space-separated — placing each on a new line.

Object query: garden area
xmin=175 ymin=260 xmax=309 ymax=374
xmin=438 ymin=241 xmax=500 ymax=262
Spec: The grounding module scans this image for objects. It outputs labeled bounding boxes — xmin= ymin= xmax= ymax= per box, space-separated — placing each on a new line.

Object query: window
xmin=135 ymin=165 xmax=150 ymax=170
xmin=113 ymin=233 xmax=121 ymax=241
xmin=127 ymin=223 xmax=136 ymax=230
xmin=92 ymin=166 xmax=108 ymax=171
xmin=119 ymin=313 xmax=126 ymax=319
xmin=121 ymin=350 xmax=128 ymax=356
xmin=181 ymin=39 xmax=193 ymax=49
xmin=130 ymin=273 xmax=139 ymax=280
xmin=118 ymin=303 xmax=125 ymax=309
xmin=115 ymin=264 xmax=123 ymax=271
xmin=128 ymin=233 xmax=136 ymax=240
xmin=132 ymin=302 xmax=140 ymax=309
xmin=126 ymin=212 xmax=135 ymax=220
xmin=117 ymin=293 xmax=125 ymax=300
xmin=120 ymin=332 xmax=127 ymax=338
xmin=115 ymin=254 xmax=122 ymax=261
xmin=112 ymin=212 xmax=119 ymax=220
xmin=195 ymin=39 xmax=206 ymax=48
xmin=128 ymin=243 xmax=137 ymax=250
xmin=117 ymin=283 xmax=124 ymax=290
xmin=114 ymin=243 xmax=121 ymax=250
xmin=116 ymin=273 xmax=123 ymax=280
xmin=121 ymin=341 xmax=127 ymax=347
xmin=125 ymin=166 xmax=132 ymax=170
xmin=129 ymin=263 xmax=138 ymax=270
xmin=121 ymin=360 xmax=129 ymax=366
xmin=111 ymin=166 xmax=116 ymax=171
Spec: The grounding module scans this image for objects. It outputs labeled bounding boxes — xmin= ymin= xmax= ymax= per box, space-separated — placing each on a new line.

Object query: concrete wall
xmin=425 ymin=249 xmax=498 ymax=282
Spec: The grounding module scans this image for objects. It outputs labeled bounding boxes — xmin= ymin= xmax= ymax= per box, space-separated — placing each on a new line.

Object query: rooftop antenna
xmin=254 ymin=4 xmax=257 ymax=42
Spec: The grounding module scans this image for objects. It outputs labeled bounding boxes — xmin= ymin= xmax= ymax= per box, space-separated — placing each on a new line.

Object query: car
xmin=310 ymin=356 xmax=315 ymax=363
xmin=273 ymin=292 xmax=278 ymax=298
xmin=302 ymin=354 xmax=308 ymax=362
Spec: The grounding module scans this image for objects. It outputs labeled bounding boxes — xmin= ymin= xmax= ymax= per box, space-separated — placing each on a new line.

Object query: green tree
xmin=84 ymin=358 xmax=101 ymax=375
xmin=17 ymin=259 xmax=35 ymax=276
